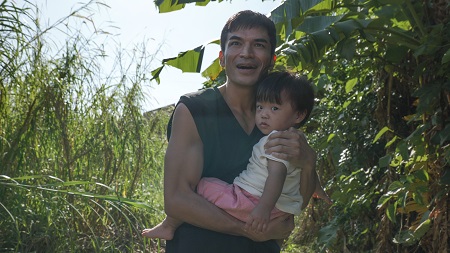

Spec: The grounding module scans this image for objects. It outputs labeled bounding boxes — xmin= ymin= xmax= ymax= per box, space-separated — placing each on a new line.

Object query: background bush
xmin=0 ymin=1 xmax=169 ymax=252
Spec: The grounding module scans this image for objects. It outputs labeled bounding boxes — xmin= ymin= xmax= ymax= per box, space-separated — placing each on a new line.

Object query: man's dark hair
xmin=256 ymin=71 xmax=315 ymax=127
xmin=220 ymin=10 xmax=277 ymax=55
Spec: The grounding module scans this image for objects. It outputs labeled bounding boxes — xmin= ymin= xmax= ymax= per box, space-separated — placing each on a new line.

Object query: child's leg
xmin=312 ymin=177 xmax=332 ymax=204
xmin=197 ymin=177 xmax=256 ymax=222
xmin=300 ymin=169 xmax=332 ymax=209
xmin=141 ymin=216 xmax=182 ymax=240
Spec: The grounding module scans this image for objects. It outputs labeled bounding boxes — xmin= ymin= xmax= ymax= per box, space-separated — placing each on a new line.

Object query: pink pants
xmin=197 ymin=177 xmax=285 ymax=222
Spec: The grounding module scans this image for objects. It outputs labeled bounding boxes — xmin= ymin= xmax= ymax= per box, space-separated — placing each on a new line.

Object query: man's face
xmin=219 ymin=27 xmax=274 ymax=88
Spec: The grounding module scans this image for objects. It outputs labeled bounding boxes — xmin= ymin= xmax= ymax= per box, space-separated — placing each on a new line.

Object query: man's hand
xmin=265 ymin=127 xmax=333 ymax=205
xmin=264 ymin=127 xmax=317 ymax=170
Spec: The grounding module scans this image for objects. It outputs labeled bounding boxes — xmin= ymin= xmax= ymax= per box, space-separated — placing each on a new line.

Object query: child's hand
xmin=245 ymin=205 xmax=271 ymax=233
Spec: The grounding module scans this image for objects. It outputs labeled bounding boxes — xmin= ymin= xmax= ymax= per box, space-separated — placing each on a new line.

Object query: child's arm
xmin=245 ymin=159 xmax=287 ymax=233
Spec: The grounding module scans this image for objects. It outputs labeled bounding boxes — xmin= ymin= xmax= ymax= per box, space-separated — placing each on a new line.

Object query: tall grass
xmin=0 ymin=1 xmax=168 ymax=252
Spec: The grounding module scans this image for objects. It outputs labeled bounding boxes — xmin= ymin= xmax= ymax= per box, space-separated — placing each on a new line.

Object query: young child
xmin=142 ymin=71 xmax=315 ymax=240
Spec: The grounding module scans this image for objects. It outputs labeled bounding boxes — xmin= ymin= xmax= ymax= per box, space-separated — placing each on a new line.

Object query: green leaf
xmin=338 ymin=38 xmax=356 ymax=61
xmin=317 ymin=74 xmax=328 ymax=90
xmin=1 ymin=180 xmax=154 ymax=210
xmin=47 ymin=180 xmax=93 ymax=187
xmin=333 ymin=19 xmax=364 ymax=37
xmin=271 ymin=0 xmax=329 ymax=41
xmin=165 ymin=45 xmax=204 ymax=73
xmin=414 ymin=169 xmax=429 ymax=182
xmin=412 ymin=191 xmax=425 ymax=206
xmin=373 ymin=126 xmax=392 ymax=143
xmin=327 ymin=133 xmax=335 ymax=142
xmin=387 ymin=181 xmax=404 ymax=194
xmin=389 ymin=154 xmax=403 ymax=167
xmin=394 ymin=219 xmax=431 ymax=245
xmin=442 ymin=49 xmax=450 ymax=64
xmin=297 ymin=15 xmax=343 ymax=34
xmin=412 ymin=83 xmax=440 ymax=115
xmin=345 ymin=78 xmax=357 ymax=93
xmin=155 ymin=0 xmax=186 ymax=13
xmin=201 ymin=58 xmax=222 ymax=80
xmin=393 ymin=20 xmax=412 ymax=31
xmin=377 ymin=195 xmax=392 ymax=209
xmin=413 ymin=219 xmax=431 ymax=240
xmin=310 ymin=29 xmax=339 ymax=50
xmin=379 ymin=154 xmax=391 ymax=168
xmin=151 ymin=39 xmax=219 ymax=84
xmin=194 ymin=0 xmax=210 ymax=7
xmin=343 ymin=100 xmax=351 ymax=109
xmin=396 ymin=140 xmax=409 ymax=161
xmin=150 ymin=66 xmax=164 ymax=84
xmin=385 ymin=136 xmax=398 ymax=148
xmin=308 ymin=0 xmax=334 ymax=12
xmin=386 ymin=202 xmax=397 ymax=223
xmin=394 ymin=230 xmax=415 ymax=245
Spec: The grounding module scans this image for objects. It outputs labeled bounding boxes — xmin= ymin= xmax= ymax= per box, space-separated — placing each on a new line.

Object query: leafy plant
xmin=151 ymin=0 xmax=450 ymax=252
xmin=0 ymin=1 xmax=169 ymax=252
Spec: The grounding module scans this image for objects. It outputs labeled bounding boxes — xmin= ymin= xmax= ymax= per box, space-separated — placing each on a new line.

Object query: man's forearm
xmin=166 ymin=188 xmax=293 ymax=242
xmin=165 ymin=188 xmax=247 ymax=236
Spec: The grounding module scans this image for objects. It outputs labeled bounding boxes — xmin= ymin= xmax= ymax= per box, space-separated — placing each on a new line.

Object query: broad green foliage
xmin=153 ymin=0 xmax=449 ymax=252
xmin=151 ymin=40 xmax=221 ymax=84
xmin=154 ymin=0 xmax=211 ymax=13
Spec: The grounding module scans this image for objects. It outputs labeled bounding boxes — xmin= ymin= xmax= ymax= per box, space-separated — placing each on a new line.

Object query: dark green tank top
xmin=167 ymin=87 xmax=264 ymax=184
xmin=166 ymin=87 xmax=279 ymax=253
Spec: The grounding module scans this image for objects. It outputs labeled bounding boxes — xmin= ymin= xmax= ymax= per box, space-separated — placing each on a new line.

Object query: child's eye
xmin=271 ymin=107 xmax=279 ymax=111
xmin=256 ymin=104 xmax=263 ymax=110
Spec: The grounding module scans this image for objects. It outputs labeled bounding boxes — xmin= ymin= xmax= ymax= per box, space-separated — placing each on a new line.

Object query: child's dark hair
xmin=256 ymin=71 xmax=315 ymax=127
xmin=220 ymin=10 xmax=277 ymax=55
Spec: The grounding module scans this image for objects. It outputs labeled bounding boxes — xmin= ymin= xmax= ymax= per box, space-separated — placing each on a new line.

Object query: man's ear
xmin=219 ymin=51 xmax=225 ymax=67
xmin=269 ymin=54 xmax=277 ymax=69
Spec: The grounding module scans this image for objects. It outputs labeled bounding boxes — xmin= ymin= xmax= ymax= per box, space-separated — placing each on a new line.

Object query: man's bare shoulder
xmin=169 ymin=103 xmax=201 ymax=145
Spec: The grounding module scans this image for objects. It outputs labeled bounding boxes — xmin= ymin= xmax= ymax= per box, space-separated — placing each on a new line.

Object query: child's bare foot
xmin=313 ymin=183 xmax=332 ymax=204
xmin=141 ymin=221 xmax=175 ymax=240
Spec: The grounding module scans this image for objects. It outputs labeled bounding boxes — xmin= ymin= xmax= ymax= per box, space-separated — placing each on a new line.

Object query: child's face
xmin=255 ymin=93 xmax=304 ymax=135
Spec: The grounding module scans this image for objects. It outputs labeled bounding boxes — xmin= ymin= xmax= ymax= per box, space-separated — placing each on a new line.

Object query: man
xmin=162 ymin=10 xmax=322 ymax=253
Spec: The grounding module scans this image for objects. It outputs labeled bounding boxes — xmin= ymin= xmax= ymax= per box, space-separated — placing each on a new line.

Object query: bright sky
xmin=25 ymin=0 xmax=282 ymax=111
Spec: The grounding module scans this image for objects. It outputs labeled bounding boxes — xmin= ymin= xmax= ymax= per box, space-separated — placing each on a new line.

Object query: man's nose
xmin=240 ymin=44 xmax=254 ymax=58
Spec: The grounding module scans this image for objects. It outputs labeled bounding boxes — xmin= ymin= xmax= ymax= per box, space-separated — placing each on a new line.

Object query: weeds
xmin=0 ymin=1 xmax=167 ymax=252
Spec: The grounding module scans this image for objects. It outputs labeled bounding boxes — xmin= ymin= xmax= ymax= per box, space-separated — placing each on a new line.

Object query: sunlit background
xmin=31 ymin=0 xmax=281 ymax=111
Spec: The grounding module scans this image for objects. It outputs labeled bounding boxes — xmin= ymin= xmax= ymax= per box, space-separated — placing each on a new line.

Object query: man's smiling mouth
xmin=237 ymin=64 xmax=257 ymax=69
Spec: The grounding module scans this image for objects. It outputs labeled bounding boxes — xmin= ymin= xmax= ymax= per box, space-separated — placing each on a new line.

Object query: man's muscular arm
xmin=164 ymin=104 xmax=293 ymax=241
